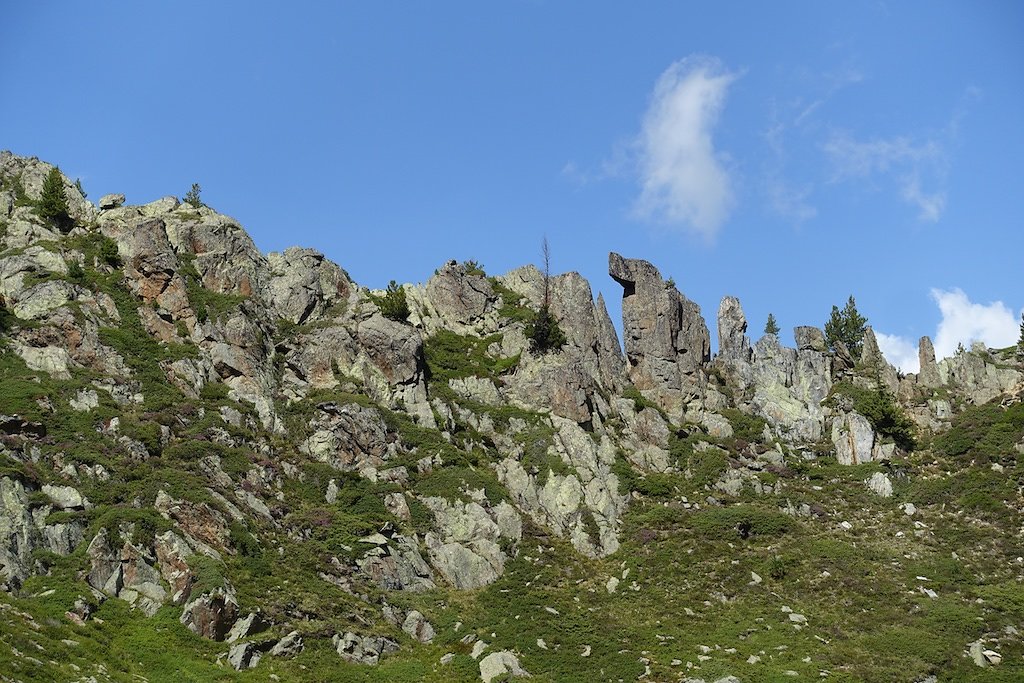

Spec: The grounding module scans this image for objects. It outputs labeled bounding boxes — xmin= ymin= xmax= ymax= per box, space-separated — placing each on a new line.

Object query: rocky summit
xmin=0 ymin=152 xmax=1022 ymax=683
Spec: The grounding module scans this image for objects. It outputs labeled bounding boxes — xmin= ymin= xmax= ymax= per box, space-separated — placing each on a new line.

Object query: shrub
xmin=828 ymin=381 xmax=916 ymax=452
xmin=375 ymin=280 xmax=410 ymax=321
xmin=691 ymin=504 xmax=794 ymax=538
xmin=99 ymin=236 xmax=121 ymax=266
xmin=526 ymin=305 xmax=566 ymax=353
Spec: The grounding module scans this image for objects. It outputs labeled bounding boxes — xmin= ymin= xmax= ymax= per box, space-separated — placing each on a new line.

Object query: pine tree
xmin=184 ymin=183 xmax=204 ymax=208
xmin=527 ymin=238 xmax=566 ymax=353
xmin=764 ymin=313 xmax=780 ymax=336
xmin=37 ymin=167 xmax=72 ymax=232
xmin=1018 ymin=312 xmax=1024 ymax=353
xmin=824 ymin=295 xmax=868 ymax=357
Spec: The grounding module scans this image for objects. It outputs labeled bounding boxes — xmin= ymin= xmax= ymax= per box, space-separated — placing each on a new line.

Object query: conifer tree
xmin=824 ymin=295 xmax=868 ymax=357
xmin=37 ymin=167 xmax=72 ymax=232
xmin=764 ymin=313 xmax=780 ymax=336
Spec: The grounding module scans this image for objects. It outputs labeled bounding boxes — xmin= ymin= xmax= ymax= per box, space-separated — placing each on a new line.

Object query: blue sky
xmin=4 ymin=2 xmax=1022 ymax=370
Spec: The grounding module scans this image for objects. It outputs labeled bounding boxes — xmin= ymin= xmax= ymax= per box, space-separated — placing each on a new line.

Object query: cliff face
xmin=1 ymin=152 xmax=1023 ymax=681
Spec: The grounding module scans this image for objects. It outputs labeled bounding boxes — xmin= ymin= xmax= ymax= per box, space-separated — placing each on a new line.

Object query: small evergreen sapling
xmin=184 ymin=183 xmax=204 ymax=208
xmin=527 ymin=238 xmax=566 ymax=353
xmin=764 ymin=313 xmax=780 ymax=336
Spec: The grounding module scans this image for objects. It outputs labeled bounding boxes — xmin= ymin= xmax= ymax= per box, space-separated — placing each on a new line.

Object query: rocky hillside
xmin=1 ymin=151 xmax=1022 ymax=683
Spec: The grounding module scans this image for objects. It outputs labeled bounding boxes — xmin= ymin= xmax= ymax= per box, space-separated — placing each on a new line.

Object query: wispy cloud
xmin=875 ymin=332 xmax=920 ymax=374
xmin=632 ymin=56 xmax=739 ymax=240
xmin=823 ymin=131 xmax=948 ymax=222
xmin=876 ymin=288 xmax=1022 ymax=372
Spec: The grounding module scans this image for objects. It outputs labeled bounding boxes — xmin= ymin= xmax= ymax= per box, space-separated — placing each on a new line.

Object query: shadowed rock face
xmin=608 ymin=252 xmax=710 ymax=418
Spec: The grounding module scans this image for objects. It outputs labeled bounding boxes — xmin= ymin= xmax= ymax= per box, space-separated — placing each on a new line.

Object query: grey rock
xmin=402 ymin=610 xmax=436 ymax=643
xmin=332 ymin=631 xmax=399 ymax=666
xmin=422 ymin=497 xmax=521 ymax=589
xmin=866 ymin=472 xmax=893 ymax=498
xmin=860 ymin=328 xmax=900 ymax=394
xmin=831 ymin=411 xmax=877 ymax=466
xmin=69 ymin=388 xmax=99 ymax=411
xmin=356 ymin=533 xmax=436 ymax=591
xmin=497 ymin=418 xmax=625 ymax=557
xmin=98 ymin=193 xmax=125 ymax=210
xmin=227 ymin=641 xmax=261 ymax=671
xmin=794 ymin=326 xmax=827 ymax=352
xmin=226 ymin=612 xmax=268 ymax=644
xmin=301 ymin=402 xmax=393 ymax=474
xmin=917 ymin=336 xmax=941 ymax=388
xmin=717 ymin=296 xmax=751 ymax=363
xmin=479 ymin=650 xmax=531 ymax=682
xmin=425 ymin=260 xmax=494 ymax=325
xmin=267 ymin=247 xmax=350 ymax=325
xmin=41 ymin=484 xmax=90 ymax=510
xmin=180 ymin=587 xmax=240 ymax=640
xmin=609 ymin=252 xmax=710 ymax=420
xmin=269 ymin=630 xmax=304 ymax=657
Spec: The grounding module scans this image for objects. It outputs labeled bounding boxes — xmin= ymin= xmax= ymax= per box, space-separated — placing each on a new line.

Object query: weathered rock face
xmin=0 ymin=477 xmax=84 ymax=589
xmin=181 ymin=587 xmax=240 ymax=641
xmin=301 ymin=402 xmax=396 ymax=475
xmin=422 ymin=497 xmax=521 ymax=589
xmin=479 ymin=650 xmax=531 ymax=683
xmin=0 ymin=152 xmax=94 ymax=224
xmin=747 ymin=332 xmax=831 ymax=442
xmin=86 ymin=528 xmax=168 ymax=617
xmin=860 ymin=328 xmax=900 ymax=395
xmin=609 ymin=252 xmax=710 ymax=420
xmin=500 ymin=267 xmax=624 ymax=423
xmin=356 ymin=532 xmax=436 ymax=592
xmin=939 ymin=345 xmax=1022 ymax=405
xmin=424 ymin=260 xmax=495 ymax=327
xmin=497 ymin=417 xmax=625 ymax=557
xmin=717 ymin=296 xmax=751 ymax=364
xmin=830 ymin=411 xmax=894 ymax=465
xmin=267 ymin=247 xmax=351 ymax=325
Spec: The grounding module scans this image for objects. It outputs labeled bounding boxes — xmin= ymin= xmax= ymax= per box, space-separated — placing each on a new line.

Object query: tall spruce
xmin=37 ymin=167 xmax=72 ymax=232
xmin=824 ymin=295 xmax=868 ymax=357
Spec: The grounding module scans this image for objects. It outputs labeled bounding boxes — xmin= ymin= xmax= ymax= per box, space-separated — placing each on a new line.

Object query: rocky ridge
xmin=1 ymin=152 xmax=1023 ymax=682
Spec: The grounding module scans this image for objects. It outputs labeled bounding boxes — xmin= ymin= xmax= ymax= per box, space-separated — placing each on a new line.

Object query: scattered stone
xmin=471 ymin=640 xmax=489 ymax=660
xmin=401 ymin=610 xmax=435 ymax=644
xmin=750 ymin=571 xmax=762 ymax=585
xmin=606 ymin=576 xmax=619 ymax=593
xmin=227 ymin=641 xmax=261 ymax=671
xmin=269 ymin=630 xmax=303 ymax=657
xmin=865 ymin=472 xmax=893 ymax=498
xmin=479 ymin=650 xmax=530 ymax=683
xmin=441 ymin=653 xmax=455 ymax=665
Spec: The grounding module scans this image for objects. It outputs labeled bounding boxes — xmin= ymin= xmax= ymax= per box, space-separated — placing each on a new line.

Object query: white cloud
xmin=875 ymin=332 xmax=920 ymax=374
xmin=931 ymin=288 xmax=1021 ymax=359
xmin=876 ymin=288 xmax=1021 ymax=372
xmin=632 ymin=56 xmax=738 ymax=240
xmin=823 ymin=131 xmax=947 ymax=222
